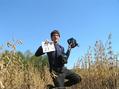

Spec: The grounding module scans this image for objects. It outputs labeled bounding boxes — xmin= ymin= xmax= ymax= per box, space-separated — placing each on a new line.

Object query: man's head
xmin=50 ymin=30 xmax=60 ymax=43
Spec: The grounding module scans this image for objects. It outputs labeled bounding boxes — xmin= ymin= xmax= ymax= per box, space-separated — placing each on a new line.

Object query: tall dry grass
xmin=0 ymin=34 xmax=119 ymax=89
xmin=74 ymin=33 xmax=119 ymax=89
xmin=0 ymin=39 xmax=53 ymax=89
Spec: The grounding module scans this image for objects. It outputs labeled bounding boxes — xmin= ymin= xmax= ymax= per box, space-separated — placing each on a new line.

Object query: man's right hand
xmin=50 ymin=71 xmax=58 ymax=79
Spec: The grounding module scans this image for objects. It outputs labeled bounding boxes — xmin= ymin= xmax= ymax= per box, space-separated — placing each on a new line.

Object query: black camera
xmin=67 ymin=37 xmax=78 ymax=48
xmin=58 ymin=54 xmax=68 ymax=64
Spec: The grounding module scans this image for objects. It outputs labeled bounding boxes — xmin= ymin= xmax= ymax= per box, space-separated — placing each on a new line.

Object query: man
xmin=35 ymin=30 xmax=81 ymax=89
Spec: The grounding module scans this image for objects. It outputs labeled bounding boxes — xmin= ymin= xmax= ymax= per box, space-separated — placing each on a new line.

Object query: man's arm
xmin=60 ymin=46 xmax=71 ymax=64
xmin=65 ymin=45 xmax=71 ymax=59
xmin=35 ymin=46 xmax=45 ymax=56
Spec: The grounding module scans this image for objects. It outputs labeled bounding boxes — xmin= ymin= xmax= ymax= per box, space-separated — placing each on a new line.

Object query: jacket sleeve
xmin=35 ymin=46 xmax=45 ymax=56
xmin=65 ymin=48 xmax=71 ymax=59
xmin=61 ymin=46 xmax=71 ymax=64
xmin=62 ymin=46 xmax=71 ymax=59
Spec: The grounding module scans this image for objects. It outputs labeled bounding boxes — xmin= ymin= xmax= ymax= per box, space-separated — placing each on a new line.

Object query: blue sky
xmin=0 ymin=0 xmax=119 ymax=68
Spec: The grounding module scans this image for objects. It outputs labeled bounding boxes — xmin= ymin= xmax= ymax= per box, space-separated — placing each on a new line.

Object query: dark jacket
xmin=35 ymin=43 xmax=70 ymax=72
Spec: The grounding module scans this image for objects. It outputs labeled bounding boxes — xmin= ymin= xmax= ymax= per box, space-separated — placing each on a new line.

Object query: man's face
xmin=51 ymin=33 xmax=60 ymax=43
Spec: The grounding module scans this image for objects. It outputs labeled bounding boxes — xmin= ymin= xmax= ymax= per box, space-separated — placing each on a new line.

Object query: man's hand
xmin=50 ymin=71 xmax=57 ymax=79
xmin=44 ymin=40 xmax=49 ymax=44
xmin=68 ymin=43 xmax=72 ymax=50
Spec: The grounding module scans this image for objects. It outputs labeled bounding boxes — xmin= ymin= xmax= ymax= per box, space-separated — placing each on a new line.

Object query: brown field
xmin=0 ymin=34 xmax=119 ymax=89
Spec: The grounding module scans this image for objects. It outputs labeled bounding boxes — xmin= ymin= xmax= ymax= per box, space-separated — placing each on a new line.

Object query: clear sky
xmin=0 ymin=0 xmax=119 ymax=68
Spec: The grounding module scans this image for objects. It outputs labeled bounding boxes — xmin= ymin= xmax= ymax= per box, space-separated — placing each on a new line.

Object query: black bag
xmin=58 ymin=53 xmax=68 ymax=64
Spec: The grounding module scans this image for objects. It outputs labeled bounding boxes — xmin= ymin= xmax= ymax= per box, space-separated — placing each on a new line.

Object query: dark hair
xmin=50 ymin=30 xmax=60 ymax=38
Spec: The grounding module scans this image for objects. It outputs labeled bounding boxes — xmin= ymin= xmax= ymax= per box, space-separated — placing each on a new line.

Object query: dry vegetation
xmin=0 ymin=34 xmax=119 ymax=89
